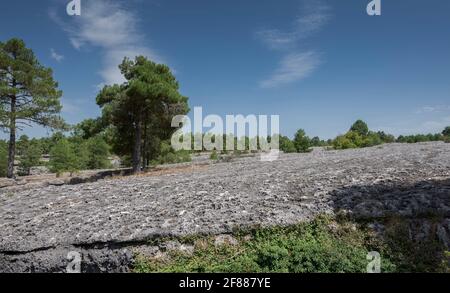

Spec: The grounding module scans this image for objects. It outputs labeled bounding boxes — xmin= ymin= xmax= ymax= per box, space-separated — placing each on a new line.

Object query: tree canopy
xmin=96 ymin=56 xmax=189 ymax=173
xmin=0 ymin=38 xmax=65 ymax=177
xmin=350 ymin=120 xmax=369 ymax=136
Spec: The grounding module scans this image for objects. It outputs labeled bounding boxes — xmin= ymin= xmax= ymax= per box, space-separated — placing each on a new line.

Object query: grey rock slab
xmin=0 ymin=142 xmax=449 ymax=272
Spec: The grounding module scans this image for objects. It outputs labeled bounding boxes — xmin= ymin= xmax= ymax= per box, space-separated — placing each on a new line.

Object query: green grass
xmin=134 ymin=215 xmax=449 ymax=273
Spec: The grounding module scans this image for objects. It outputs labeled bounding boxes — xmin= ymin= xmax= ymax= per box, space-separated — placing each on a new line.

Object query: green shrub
xmin=362 ymin=131 xmax=383 ymax=147
xmin=279 ymin=136 xmax=297 ymax=153
xmin=152 ymin=141 xmax=191 ymax=165
xmin=294 ymin=129 xmax=311 ymax=153
xmin=332 ymin=132 xmax=362 ymax=149
xmin=134 ymin=216 xmax=396 ymax=273
xmin=48 ymin=139 xmax=79 ymax=176
xmin=333 ymin=121 xmax=384 ymax=150
xmin=18 ymin=142 xmax=42 ymax=176
xmin=85 ymin=136 xmax=111 ymax=169
xmin=377 ymin=131 xmax=395 ymax=143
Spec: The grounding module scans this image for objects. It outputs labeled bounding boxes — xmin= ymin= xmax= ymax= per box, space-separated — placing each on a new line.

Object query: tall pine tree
xmin=96 ymin=56 xmax=189 ymax=174
xmin=0 ymin=38 xmax=65 ymax=178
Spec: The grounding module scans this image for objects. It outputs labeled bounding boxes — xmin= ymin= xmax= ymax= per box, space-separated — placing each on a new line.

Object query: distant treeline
xmin=2 ymin=120 xmax=448 ymax=178
xmin=279 ymin=120 xmax=450 ymax=153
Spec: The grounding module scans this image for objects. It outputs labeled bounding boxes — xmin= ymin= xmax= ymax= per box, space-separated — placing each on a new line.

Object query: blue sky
xmin=1 ymin=0 xmax=449 ymax=139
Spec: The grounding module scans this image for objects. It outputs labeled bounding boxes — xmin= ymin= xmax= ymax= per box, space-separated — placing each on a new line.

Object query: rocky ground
xmin=0 ymin=142 xmax=449 ymax=272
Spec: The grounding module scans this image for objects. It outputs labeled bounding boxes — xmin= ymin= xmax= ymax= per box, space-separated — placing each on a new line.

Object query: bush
xmin=293 ymin=129 xmax=311 ymax=153
xmin=152 ymin=141 xmax=191 ymax=165
xmin=377 ymin=131 xmax=395 ymax=143
xmin=333 ymin=121 xmax=384 ymax=150
xmin=48 ymin=139 xmax=79 ymax=176
xmin=85 ymin=136 xmax=111 ymax=169
xmin=332 ymin=135 xmax=356 ymax=150
xmin=397 ymin=133 xmax=444 ymax=144
xmin=350 ymin=120 xmax=369 ymax=136
xmin=310 ymin=136 xmax=328 ymax=147
xmin=279 ymin=136 xmax=297 ymax=153
xmin=18 ymin=141 xmax=42 ymax=176
xmin=362 ymin=131 xmax=383 ymax=147
xmin=133 ymin=216 xmax=396 ymax=273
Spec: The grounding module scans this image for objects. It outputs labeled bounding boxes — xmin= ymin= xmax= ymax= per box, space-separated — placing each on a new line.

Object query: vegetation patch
xmin=133 ymin=215 xmax=449 ymax=273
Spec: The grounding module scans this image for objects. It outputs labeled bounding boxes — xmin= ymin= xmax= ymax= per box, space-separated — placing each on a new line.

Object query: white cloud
xmin=51 ymin=0 xmax=161 ymax=86
xmin=415 ymin=105 xmax=450 ymax=114
xmin=260 ymin=51 xmax=321 ymax=88
xmin=50 ymin=48 xmax=64 ymax=62
xmin=258 ymin=0 xmax=330 ymax=88
xmin=256 ymin=0 xmax=330 ymax=50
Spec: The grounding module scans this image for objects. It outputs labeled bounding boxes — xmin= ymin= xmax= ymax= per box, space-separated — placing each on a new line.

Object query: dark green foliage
xmin=151 ymin=141 xmax=191 ymax=165
xmin=85 ymin=136 xmax=111 ymax=169
xmin=0 ymin=140 xmax=7 ymax=177
xmin=310 ymin=136 xmax=328 ymax=147
xmin=279 ymin=136 xmax=297 ymax=153
xmin=376 ymin=131 xmax=396 ymax=143
xmin=397 ymin=133 xmax=444 ymax=144
xmin=0 ymin=38 xmax=66 ymax=177
xmin=17 ymin=140 xmax=42 ymax=176
xmin=73 ymin=118 xmax=106 ymax=140
xmin=362 ymin=131 xmax=383 ymax=147
xmin=48 ymin=138 xmax=79 ymax=175
xmin=134 ymin=214 xmax=449 ymax=273
xmin=380 ymin=217 xmax=448 ymax=272
xmin=293 ymin=129 xmax=311 ymax=153
xmin=333 ymin=121 xmax=388 ymax=150
xmin=96 ymin=56 xmax=189 ymax=174
xmin=133 ymin=216 xmax=396 ymax=273
xmin=443 ymin=127 xmax=450 ymax=137
xmin=350 ymin=120 xmax=369 ymax=136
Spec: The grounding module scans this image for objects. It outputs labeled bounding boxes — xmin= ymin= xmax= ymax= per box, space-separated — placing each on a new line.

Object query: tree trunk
xmin=132 ymin=115 xmax=143 ymax=174
xmin=142 ymin=123 xmax=148 ymax=169
xmin=7 ymin=95 xmax=16 ymax=179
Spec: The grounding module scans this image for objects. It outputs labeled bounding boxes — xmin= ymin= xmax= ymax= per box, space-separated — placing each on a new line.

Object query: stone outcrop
xmin=0 ymin=142 xmax=449 ymax=272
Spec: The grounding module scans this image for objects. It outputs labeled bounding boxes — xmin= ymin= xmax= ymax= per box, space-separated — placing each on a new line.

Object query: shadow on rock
xmin=330 ymin=178 xmax=450 ymax=272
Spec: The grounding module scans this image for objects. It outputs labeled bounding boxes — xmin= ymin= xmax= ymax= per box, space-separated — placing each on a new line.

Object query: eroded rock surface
xmin=1 ymin=142 xmax=449 ymax=272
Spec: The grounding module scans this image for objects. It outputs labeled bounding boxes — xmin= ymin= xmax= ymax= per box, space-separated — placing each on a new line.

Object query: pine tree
xmin=96 ymin=56 xmax=189 ymax=174
xmin=0 ymin=38 xmax=66 ymax=178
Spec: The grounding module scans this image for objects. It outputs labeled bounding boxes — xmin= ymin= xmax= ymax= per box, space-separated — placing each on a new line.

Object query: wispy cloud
xmin=50 ymin=0 xmax=161 ymax=86
xmin=258 ymin=0 xmax=330 ymax=88
xmin=256 ymin=1 xmax=330 ymax=50
xmin=260 ymin=51 xmax=321 ymax=88
xmin=415 ymin=105 xmax=450 ymax=114
xmin=50 ymin=48 xmax=64 ymax=62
